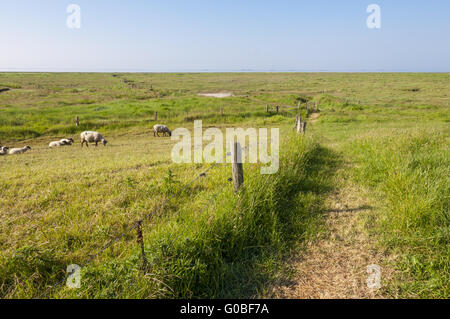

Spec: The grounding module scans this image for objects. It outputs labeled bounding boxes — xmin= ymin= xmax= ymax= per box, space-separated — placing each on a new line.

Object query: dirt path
xmin=268 ymin=165 xmax=393 ymax=299
xmin=309 ymin=112 xmax=321 ymax=123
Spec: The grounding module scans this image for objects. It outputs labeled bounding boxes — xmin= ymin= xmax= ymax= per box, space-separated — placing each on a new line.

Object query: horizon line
xmin=1 ymin=69 xmax=449 ymax=74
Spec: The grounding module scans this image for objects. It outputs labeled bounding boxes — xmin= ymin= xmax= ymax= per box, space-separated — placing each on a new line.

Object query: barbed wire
xmin=34 ymin=162 xmax=221 ymax=299
xmin=116 ymin=177 xmax=232 ymax=299
xmin=30 ymin=113 xmax=310 ymax=298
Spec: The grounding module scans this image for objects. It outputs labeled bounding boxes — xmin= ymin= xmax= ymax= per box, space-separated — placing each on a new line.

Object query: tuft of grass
xmin=349 ymin=130 xmax=449 ymax=298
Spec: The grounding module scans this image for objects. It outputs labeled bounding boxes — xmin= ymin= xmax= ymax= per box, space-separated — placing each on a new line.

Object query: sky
xmin=1 ymin=0 xmax=449 ymax=72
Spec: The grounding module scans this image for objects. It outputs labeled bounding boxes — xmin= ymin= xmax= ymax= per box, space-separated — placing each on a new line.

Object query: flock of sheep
xmin=0 ymin=124 xmax=172 ymax=156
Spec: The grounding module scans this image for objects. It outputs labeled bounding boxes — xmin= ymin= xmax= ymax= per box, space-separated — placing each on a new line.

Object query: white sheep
xmin=80 ymin=131 xmax=107 ymax=147
xmin=8 ymin=146 xmax=31 ymax=155
xmin=49 ymin=138 xmax=74 ymax=148
xmin=153 ymin=124 xmax=171 ymax=137
xmin=0 ymin=146 xmax=9 ymax=156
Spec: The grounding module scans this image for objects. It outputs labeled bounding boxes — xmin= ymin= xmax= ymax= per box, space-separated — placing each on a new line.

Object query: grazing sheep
xmin=8 ymin=146 xmax=31 ymax=155
xmin=0 ymin=146 xmax=9 ymax=156
xmin=49 ymin=138 xmax=74 ymax=148
xmin=80 ymin=131 xmax=107 ymax=147
xmin=153 ymin=124 xmax=171 ymax=137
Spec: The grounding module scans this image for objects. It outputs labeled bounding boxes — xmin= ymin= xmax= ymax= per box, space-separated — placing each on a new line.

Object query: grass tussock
xmin=350 ymin=130 xmax=449 ymax=298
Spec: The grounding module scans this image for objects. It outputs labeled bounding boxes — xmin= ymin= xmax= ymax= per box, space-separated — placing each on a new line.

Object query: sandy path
xmin=198 ymin=92 xmax=233 ymax=98
xmin=309 ymin=112 xmax=321 ymax=123
xmin=268 ymin=167 xmax=393 ymax=299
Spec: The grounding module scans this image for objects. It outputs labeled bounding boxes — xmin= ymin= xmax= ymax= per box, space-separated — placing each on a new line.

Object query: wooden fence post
xmin=266 ymin=104 xmax=269 ymax=113
xmin=296 ymin=114 xmax=302 ymax=134
xmin=75 ymin=116 xmax=79 ymax=127
xmin=154 ymin=111 xmax=158 ymax=121
xmin=302 ymin=122 xmax=307 ymax=134
xmin=276 ymin=105 xmax=279 ymax=113
xmin=231 ymin=142 xmax=244 ymax=192
xmin=136 ymin=220 xmax=147 ymax=269
xmin=220 ymin=107 xmax=224 ymax=116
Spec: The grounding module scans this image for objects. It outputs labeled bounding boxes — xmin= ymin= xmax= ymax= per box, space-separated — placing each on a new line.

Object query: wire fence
xmin=34 ymin=162 xmax=226 ymax=299
xmin=30 ymin=107 xmax=314 ymax=299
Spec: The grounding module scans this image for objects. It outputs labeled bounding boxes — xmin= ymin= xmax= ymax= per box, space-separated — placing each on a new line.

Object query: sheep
xmin=49 ymin=138 xmax=74 ymax=148
xmin=0 ymin=146 xmax=9 ymax=156
xmin=8 ymin=146 xmax=31 ymax=155
xmin=60 ymin=138 xmax=74 ymax=145
xmin=153 ymin=124 xmax=171 ymax=137
xmin=80 ymin=131 xmax=107 ymax=147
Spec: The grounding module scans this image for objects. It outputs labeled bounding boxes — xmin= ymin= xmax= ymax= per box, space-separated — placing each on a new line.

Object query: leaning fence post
xmin=231 ymin=142 xmax=244 ymax=192
xmin=75 ymin=116 xmax=79 ymax=127
xmin=136 ymin=220 xmax=147 ymax=269
xmin=296 ymin=114 xmax=302 ymax=134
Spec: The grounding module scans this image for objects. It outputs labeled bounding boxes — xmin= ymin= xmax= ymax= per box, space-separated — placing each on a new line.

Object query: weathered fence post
xmin=231 ymin=142 xmax=244 ymax=192
xmin=266 ymin=104 xmax=269 ymax=113
xmin=75 ymin=116 xmax=79 ymax=126
xmin=136 ymin=220 xmax=147 ymax=269
xmin=296 ymin=114 xmax=302 ymax=134
xmin=276 ymin=105 xmax=279 ymax=113
xmin=302 ymin=122 xmax=307 ymax=134
xmin=154 ymin=111 xmax=158 ymax=121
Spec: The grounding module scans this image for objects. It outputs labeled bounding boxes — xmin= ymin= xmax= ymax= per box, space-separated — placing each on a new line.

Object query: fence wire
xmin=34 ymin=162 xmax=222 ymax=299
xmin=31 ymin=111 xmax=311 ymax=298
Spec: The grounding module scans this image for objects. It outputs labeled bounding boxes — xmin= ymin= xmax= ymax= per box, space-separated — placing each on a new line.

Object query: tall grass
xmin=68 ymin=135 xmax=325 ymax=298
xmin=350 ymin=130 xmax=449 ymax=298
xmin=1 ymin=134 xmax=331 ymax=298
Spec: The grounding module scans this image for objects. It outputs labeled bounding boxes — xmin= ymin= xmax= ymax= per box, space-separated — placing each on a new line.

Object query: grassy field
xmin=0 ymin=72 xmax=448 ymax=298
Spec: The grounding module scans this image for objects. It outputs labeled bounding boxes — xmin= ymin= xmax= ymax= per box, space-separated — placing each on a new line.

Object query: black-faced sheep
xmin=0 ymin=146 xmax=9 ymax=156
xmin=8 ymin=146 xmax=31 ymax=155
xmin=80 ymin=131 xmax=107 ymax=147
xmin=153 ymin=124 xmax=171 ymax=137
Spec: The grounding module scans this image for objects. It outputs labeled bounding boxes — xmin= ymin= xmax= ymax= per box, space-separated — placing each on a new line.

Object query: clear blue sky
xmin=1 ymin=0 xmax=449 ymax=72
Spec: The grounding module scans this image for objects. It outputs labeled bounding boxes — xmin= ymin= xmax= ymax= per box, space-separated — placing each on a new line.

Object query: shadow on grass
xmin=216 ymin=144 xmax=344 ymax=298
xmin=19 ymin=144 xmax=343 ymax=299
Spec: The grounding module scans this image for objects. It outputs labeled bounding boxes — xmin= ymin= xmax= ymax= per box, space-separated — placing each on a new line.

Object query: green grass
xmin=0 ymin=131 xmax=331 ymax=298
xmin=0 ymin=72 xmax=449 ymax=298
xmin=349 ymin=130 xmax=449 ymax=298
